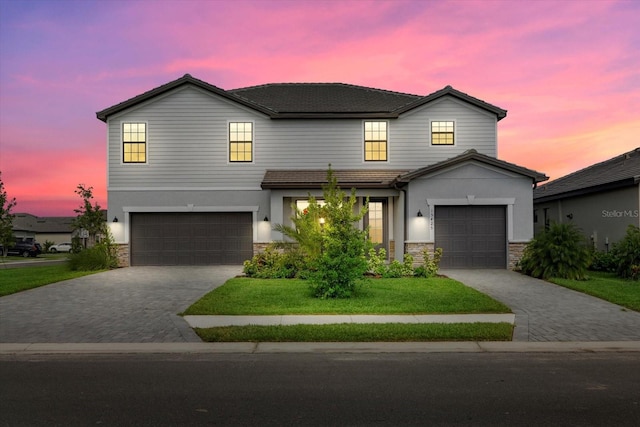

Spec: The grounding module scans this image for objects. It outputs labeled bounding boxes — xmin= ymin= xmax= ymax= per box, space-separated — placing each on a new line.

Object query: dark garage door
xmin=130 ymin=212 xmax=253 ymax=266
xmin=435 ymin=206 xmax=506 ymax=269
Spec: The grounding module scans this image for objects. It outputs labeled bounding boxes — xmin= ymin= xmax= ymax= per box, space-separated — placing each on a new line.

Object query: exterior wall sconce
xmin=417 ymin=210 xmax=423 ymax=217
xmin=113 ymin=217 xmax=118 ymax=223
xmin=566 ymin=213 xmax=573 ymax=220
xmin=263 ymin=216 xmax=269 ymax=222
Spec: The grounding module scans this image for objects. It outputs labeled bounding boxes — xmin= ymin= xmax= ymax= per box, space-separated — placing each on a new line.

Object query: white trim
xmin=123 ymin=205 xmax=259 ymax=213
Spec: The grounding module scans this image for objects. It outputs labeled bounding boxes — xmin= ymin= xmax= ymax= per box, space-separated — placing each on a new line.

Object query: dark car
xmin=0 ymin=240 xmax=42 ymax=257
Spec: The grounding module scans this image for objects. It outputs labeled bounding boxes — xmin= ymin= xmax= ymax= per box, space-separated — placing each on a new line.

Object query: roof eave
xmin=96 ymin=74 xmax=275 ymax=122
xmin=534 ymin=178 xmax=637 ymax=203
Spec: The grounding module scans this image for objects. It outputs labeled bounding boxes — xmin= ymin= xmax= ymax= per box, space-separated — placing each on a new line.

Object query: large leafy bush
xmin=610 ymin=225 xmax=640 ymax=280
xmin=519 ymin=222 xmax=591 ymax=280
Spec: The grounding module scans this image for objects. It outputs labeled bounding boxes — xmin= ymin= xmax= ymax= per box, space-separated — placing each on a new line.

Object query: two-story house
xmin=97 ymin=74 xmax=547 ymax=269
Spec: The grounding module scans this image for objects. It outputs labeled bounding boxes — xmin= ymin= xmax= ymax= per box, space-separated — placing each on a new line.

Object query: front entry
xmin=365 ymin=199 xmax=388 ymax=256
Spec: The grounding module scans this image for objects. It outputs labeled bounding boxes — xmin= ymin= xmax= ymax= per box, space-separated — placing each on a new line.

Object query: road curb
xmin=2 ymin=341 xmax=639 ymax=355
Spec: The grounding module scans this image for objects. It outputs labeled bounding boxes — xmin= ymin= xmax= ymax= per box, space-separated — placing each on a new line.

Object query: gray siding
xmin=107 ymin=86 xmax=498 ymax=190
xmin=534 ymin=186 xmax=640 ymax=251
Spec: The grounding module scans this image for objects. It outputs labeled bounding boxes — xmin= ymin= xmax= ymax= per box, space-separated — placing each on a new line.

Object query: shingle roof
xmin=261 ymin=170 xmax=409 ymax=189
xmin=97 ymin=74 xmax=507 ymax=121
xmin=12 ymin=214 xmax=75 ymax=233
xmin=229 ymin=83 xmax=420 ymax=115
xmin=392 ymin=149 xmax=548 ymax=184
xmin=534 ymin=148 xmax=640 ymax=202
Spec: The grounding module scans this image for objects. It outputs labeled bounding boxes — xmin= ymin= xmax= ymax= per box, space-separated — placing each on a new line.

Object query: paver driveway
xmin=0 ymin=266 xmax=241 ymax=343
xmin=443 ymin=270 xmax=640 ymax=342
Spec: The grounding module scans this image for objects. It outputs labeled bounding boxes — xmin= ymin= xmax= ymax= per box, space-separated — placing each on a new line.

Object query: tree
xmin=274 ymin=167 xmax=371 ymax=298
xmin=0 ymin=172 xmax=17 ymax=257
xmin=73 ymin=184 xmax=106 ymax=248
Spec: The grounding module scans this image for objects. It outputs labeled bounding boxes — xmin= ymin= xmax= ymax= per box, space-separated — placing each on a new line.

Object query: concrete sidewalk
xmin=184 ymin=314 xmax=516 ymax=328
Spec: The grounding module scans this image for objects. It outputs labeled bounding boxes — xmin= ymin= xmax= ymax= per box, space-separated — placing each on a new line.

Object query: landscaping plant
xmin=0 ymin=172 xmax=17 ymax=258
xmin=519 ymin=222 xmax=591 ymax=280
xmin=610 ymin=225 xmax=640 ymax=280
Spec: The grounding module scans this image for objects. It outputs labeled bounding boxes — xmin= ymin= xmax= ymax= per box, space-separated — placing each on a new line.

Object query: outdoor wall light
xmin=417 ymin=210 xmax=423 ymax=217
xmin=113 ymin=217 xmax=118 ymax=223
xmin=566 ymin=213 xmax=573 ymax=220
xmin=263 ymin=216 xmax=269 ymax=222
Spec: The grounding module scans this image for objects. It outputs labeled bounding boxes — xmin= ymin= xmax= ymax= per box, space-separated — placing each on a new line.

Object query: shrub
xmin=519 ymin=222 xmax=591 ymax=280
xmin=243 ymin=244 xmax=308 ymax=279
xmin=68 ymin=231 xmax=118 ymax=271
xmin=415 ymin=247 xmax=443 ymax=278
xmin=589 ymin=250 xmax=617 ymax=273
xmin=367 ymin=248 xmax=387 ymax=276
xmin=610 ymin=225 xmax=640 ymax=280
xmin=43 ymin=240 xmax=55 ymax=253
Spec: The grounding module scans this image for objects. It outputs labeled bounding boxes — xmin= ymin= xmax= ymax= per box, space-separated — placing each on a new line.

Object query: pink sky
xmin=1 ymin=0 xmax=638 ymax=217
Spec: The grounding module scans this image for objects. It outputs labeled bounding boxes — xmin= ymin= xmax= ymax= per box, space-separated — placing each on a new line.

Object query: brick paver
xmin=443 ymin=270 xmax=640 ymax=342
xmin=0 ymin=266 xmax=240 ymax=343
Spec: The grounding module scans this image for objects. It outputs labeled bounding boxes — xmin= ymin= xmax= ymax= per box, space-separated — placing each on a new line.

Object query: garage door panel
xmin=435 ymin=206 xmax=506 ymax=269
xmin=131 ymin=212 xmax=253 ymax=266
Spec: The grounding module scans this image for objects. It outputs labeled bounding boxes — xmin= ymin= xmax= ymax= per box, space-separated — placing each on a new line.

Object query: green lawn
xmin=186 ymin=277 xmax=513 ymax=342
xmin=0 ymin=264 xmax=102 ymax=296
xmin=550 ymin=271 xmax=640 ymax=312
xmin=184 ymin=277 xmax=511 ymax=315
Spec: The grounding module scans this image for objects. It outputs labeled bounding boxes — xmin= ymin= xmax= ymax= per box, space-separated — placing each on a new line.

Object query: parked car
xmin=1 ymin=240 xmax=42 ymax=257
xmin=50 ymin=242 xmax=73 ymax=253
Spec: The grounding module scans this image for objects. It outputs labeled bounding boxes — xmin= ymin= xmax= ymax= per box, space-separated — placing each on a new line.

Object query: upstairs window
xmin=364 ymin=121 xmax=387 ymax=161
xmin=122 ymin=122 xmax=147 ymax=163
xmin=431 ymin=121 xmax=454 ymax=145
xmin=229 ymin=122 xmax=253 ymax=162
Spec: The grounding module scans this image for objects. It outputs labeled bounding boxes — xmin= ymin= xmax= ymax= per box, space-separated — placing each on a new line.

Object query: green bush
xmin=589 ymin=250 xmax=617 ymax=273
xmin=243 ymin=245 xmax=308 ymax=279
xmin=415 ymin=247 xmax=443 ymax=278
xmin=367 ymin=248 xmax=388 ymax=276
xmin=610 ymin=225 xmax=640 ymax=280
xmin=519 ymin=222 xmax=591 ymax=280
xmin=43 ymin=240 xmax=55 ymax=253
xmin=68 ymin=243 xmax=117 ymax=271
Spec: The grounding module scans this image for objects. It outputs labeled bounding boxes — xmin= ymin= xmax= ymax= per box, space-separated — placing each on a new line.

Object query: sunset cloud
xmin=1 ymin=0 xmax=638 ymax=216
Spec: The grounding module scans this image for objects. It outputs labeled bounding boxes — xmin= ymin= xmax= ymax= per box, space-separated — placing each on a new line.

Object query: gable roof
xmin=262 ymin=170 xmax=409 ymax=189
xmin=96 ymin=74 xmax=276 ymax=121
xmin=392 ymin=149 xmax=548 ymax=185
xmin=97 ymin=74 xmax=507 ymax=121
xmin=534 ymin=148 xmax=640 ymax=202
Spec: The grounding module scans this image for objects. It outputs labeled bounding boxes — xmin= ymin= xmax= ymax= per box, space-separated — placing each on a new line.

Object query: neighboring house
xmin=96 ymin=74 xmax=547 ymax=268
xmin=11 ymin=213 xmax=75 ymax=244
xmin=533 ymin=148 xmax=640 ymax=252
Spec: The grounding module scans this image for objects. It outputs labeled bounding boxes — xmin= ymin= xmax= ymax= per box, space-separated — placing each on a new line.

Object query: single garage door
xmin=130 ymin=212 xmax=253 ymax=266
xmin=435 ymin=206 xmax=506 ymax=269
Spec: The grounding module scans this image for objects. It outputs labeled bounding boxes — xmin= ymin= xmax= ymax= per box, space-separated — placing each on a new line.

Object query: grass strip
xmin=195 ymin=322 xmax=513 ymax=342
xmin=0 ymin=264 xmax=102 ymax=297
xmin=184 ymin=277 xmax=510 ymax=315
xmin=550 ymin=271 xmax=640 ymax=312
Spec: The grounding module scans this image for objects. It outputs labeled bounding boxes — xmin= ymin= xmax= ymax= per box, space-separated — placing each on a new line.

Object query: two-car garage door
xmin=435 ymin=206 xmax=506 ymax=269
xmin=130 ymin=213 xmax=253 ymax=266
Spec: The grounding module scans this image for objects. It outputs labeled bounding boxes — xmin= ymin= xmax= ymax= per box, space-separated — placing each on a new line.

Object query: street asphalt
xmin=1 ymin=265 xmax=640 ymax=354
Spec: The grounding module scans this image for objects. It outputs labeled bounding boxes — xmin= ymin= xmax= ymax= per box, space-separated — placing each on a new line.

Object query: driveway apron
xmin=442 ymin=270 xmax=640 ymax=342
xmin=0 ymin=266 xmax=241 ymax=343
